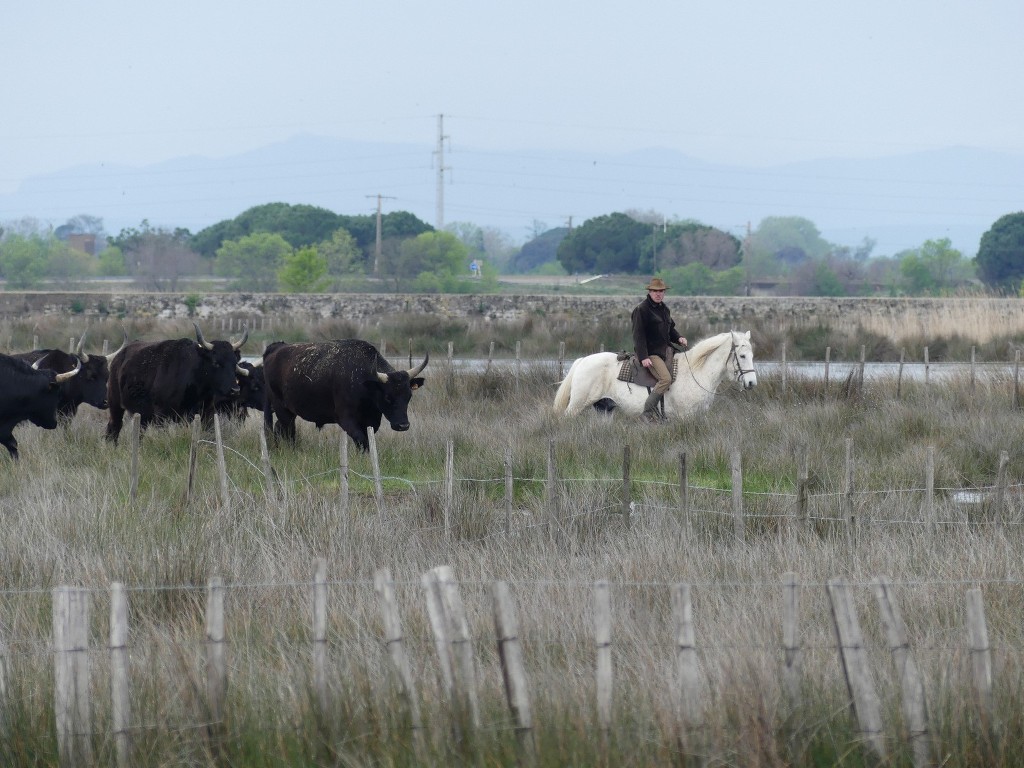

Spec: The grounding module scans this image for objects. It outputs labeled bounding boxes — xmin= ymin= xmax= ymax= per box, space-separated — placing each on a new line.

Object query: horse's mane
xmin=686 ymin=332 xmax=730 ymax=371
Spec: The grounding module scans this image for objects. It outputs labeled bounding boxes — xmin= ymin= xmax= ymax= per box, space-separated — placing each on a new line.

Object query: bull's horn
xmin=75 ymin=330 xmax=89 ymax=362
xmin=377 ymin=371 xmax=389 ymax=384
xmin=231 ymin=324 xmax=249 ymax=351
xmin=54 ymin=359 xmax=81 ymax=383
xmin=236 ymin=364 xmax=250 ymax=376
xmin=193 ymin=322 xmax=214 ymax=351
xmin=406 ymin=351 xmax=429 ymax=379
xmin=106 ymin=328 xmax=129 ymax=361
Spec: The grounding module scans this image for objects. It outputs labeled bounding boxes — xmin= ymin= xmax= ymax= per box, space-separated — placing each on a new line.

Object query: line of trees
xmin=1 ymin=204 xmax=1022 ymax=297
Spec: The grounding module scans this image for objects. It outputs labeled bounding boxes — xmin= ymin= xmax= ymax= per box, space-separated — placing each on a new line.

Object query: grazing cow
xmin=262 ymin=339 xmax=428 ymax=451
xmin=105 ymin=323 xmax=249 ymax=443
xmin=13 ymin=330 xmax=128 ymax=419
xmin=215 ymin=361 xmax=265 ymax=420
xmin=0 ymin=353 xmax=81 ymax=459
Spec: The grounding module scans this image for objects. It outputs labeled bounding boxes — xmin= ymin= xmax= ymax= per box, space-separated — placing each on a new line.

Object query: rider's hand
xmin=641 ymin=357 xmax=653 ymax=368
xmin=679 ymin=337 xmax=688 ymax=348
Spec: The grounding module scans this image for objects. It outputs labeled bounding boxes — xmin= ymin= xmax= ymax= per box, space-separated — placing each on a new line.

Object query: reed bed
xmin=2 ymin=349 xmax=1024 ymax=766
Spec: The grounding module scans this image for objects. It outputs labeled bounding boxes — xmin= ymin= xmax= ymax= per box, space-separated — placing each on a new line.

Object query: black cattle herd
xmin=0 ymin=324 xmax=429 ymax=461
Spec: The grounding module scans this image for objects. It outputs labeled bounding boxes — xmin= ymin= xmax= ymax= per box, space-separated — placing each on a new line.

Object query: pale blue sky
xmin=3 ymin=0 xmax=1021 ymax=196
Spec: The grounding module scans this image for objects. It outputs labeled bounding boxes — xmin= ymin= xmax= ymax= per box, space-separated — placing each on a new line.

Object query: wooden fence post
xmin=782 ymin=573 xmax=801 ymax=702
xmin=671 ymin=583 xmax=703 ymax=734
xmin=205 ymin=577 xmax=227 ymax=734
xmin=558 ymin=340 xmax=565 ymax=380
xmin=437 ymin=568 xmax=480 ymax=732
xmin=731 ymin=448 xmax=744 ymax=542
xmin=53 ymin=586 xmax=92 ymax=768
xmin=843 ymin=438 xmax=855 ymax=541
xmin=993 ymin=450 xmax=1009 ymax=523
xmin=796 ymin=447 xmax=809 ymax=532
xmin=130 ymin=413 xmax=141 ymax=504
xmin=678 ymin=451 xmax=690 ymax=538
xmin=781 ymin=340 xmax=788 ymax=398
xmin=621 ymin=445 xmax=632 ymax=527
xmin=259 ymin=423 xmax=279 ymax=508
xmin=824 ymin=345 xmax=831 ymax=390
xmin=444 ymin=439 xmax=455 ymax=540
xmin=594 ymin=580 xmax=613 ymax=741
xmin=924 ymin=346 xmax=931 ymax=404
xmin=504 ymin=441 xmax=514 ymax=536
xmin=965 ymin=587 xmax=995 ymax=727
xmin=366 ymin=428 xmax=384 ymax=510
xmin=546 ymin=439 xmax=559 ymax=521
xmin=1014 ymin=349 xmax=1021 ymax=410
xmin=374 ymin=568 xmax=424 ymax=753
xmin=924 ymin=446 xmax=935 ymax=533
xmin=338 ymin=430 xmax=349 ymax=519
xmin=970 ymin=346 xmax=976 ymax=398
xmin=312 ymin=559 xmax=329 ymax=714
xmin=826 ymin=578 xmax=886 ymax=761
xmin=873 ymin=577 xmax=930 ymax=768
xmin=186 ymin=414 xmax=201 ymax=505
xmin=897 ymin=348 xmax=906 ymax=399
xmin=110 ymin=582 xmax=131 ymax=768
xmin=213 ymin=413 xmax=230 ymax=512
xmin=492 ymin=581 xmax=536 ymax=763
xmin=421 ymin=567 xmax=454 ymax=708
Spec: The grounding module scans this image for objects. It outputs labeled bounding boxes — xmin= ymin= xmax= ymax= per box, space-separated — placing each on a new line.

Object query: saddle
xmin=615 ymin=348 xmax=678 ymax=387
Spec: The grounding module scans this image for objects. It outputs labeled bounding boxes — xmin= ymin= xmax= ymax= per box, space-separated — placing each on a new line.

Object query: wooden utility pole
xmin=434 ymin=114 xmax=450 ymax=229
xmin=366 ymin=194 xmax=396 ymax=277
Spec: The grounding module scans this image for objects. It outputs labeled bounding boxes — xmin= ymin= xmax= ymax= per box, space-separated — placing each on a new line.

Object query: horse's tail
xmin=552 ymin=360 xmax=578 ymax=415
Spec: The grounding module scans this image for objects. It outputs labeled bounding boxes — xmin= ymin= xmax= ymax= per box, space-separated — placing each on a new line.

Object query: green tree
xmin=510 ymin=227 xmax=569 ymax=273
xmin=557 ymin=213 xmax=649 ymax=274
xmin=192 ymin=203 xmax=342 ymax=257
xmin=381 ymin=231 xmax=468 ymax=292
xmin=278 ymin=246 xmax=331 ymax=292
xmin=0 ymin=235 xmax=52 ymax=288
xmin=319 ymin=228 xmax=366 ymax=277
xmin=641 ymin=222 xmax=741 ymax=273
xmin=899 ymin=238 xmax=972 ymax=295
xmin=97 ymin=246 xmax=127 ymax=276
xmin=749 ymin=216 xmax=831 ymax=265
xmin=214 ymin=232 xmax=291 ymax=291
xmin=975 ymin=212 xmax=1024 ymax=289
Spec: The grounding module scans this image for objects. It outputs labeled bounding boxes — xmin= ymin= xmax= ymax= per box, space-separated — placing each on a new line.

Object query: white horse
xmin=552 ymin=331 xmax=757 ymax=419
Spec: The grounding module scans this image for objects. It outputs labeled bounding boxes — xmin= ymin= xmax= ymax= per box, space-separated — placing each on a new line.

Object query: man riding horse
xmin=631 ymin=277 xmax=688 ymax=422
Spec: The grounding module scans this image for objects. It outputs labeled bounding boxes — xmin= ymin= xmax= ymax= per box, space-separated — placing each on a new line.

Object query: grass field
xmin=2 ymin=332 xmax=1024 ymax=765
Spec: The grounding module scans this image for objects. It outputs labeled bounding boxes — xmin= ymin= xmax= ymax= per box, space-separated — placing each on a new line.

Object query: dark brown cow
xmin=262 ymin=339 xmax=427 ymax=451
xmin=0 ymin=353 xmax=81 ymax=459
xmin=13 ymin=330 xmax=128 ymax=419
xmin=105 ymin=323 xmax=249 ymax=443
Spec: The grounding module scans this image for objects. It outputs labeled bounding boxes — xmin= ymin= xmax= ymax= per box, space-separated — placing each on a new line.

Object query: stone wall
xmin=1 ymin=291 xmax=1021 ymax=343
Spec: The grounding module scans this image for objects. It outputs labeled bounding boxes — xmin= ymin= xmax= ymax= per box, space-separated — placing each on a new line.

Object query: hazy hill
xmin=2 ymin=136 xmax=1021 ymax=257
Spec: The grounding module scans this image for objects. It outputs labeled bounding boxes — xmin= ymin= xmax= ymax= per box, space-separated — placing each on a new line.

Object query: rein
xmin=680 ymin=334 xmax=750 ymax=395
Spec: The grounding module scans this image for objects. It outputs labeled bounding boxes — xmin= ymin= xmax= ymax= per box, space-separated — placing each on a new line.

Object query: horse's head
xmin=730 ymin=331 xmax=758 ymax=390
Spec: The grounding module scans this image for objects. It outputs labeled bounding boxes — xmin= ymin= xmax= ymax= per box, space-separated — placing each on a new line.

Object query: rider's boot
xmin=642 ymin=392 xmax=664 ymax=423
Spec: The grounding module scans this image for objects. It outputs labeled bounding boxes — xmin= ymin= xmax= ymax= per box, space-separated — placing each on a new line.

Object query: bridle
xmin=728 ymin=332 xmax=756 ymax=385
xmin=681 ymin=332 xmax=753 ymax=394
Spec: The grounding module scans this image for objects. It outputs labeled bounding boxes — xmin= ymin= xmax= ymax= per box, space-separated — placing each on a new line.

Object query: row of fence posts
xmin=129 ymin=414 xmax=1016 ymax=541
xmin=776 ymin=341 xmax=1024 ymax=404
xmin=43 ymin=568 xmax=1000 ymax=767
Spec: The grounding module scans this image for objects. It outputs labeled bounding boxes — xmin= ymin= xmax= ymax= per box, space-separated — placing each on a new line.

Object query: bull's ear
xmin=410 ymin=377 xmax=425 ymax=390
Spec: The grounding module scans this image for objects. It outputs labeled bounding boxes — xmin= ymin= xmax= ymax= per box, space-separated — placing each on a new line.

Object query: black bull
xmin=12 ymin=331 xmax=128 ymax=419
xmin=262 ymin=339 xmax=428 ymax=451
xmin=0 ymin=353 xmax=81 ymax=459
xmin=105 ymin=323 xmax=249 ymax=443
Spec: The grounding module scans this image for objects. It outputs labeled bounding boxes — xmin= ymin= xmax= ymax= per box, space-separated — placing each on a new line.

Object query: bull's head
xmin=374 ymin=352 xmax=429 ymax=432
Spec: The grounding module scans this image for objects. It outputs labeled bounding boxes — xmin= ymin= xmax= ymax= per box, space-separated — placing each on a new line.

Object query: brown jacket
xmin=631 ymin=295 xmax=680 ymax=360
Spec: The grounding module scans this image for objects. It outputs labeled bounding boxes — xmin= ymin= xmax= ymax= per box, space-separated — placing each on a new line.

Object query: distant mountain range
xmin=2 ymin=136 xmax=1021 ymax=257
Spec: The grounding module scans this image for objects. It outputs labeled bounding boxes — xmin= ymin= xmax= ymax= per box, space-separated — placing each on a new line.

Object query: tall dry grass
xmin=2 ymin=343 xmax=1024 ymax=765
